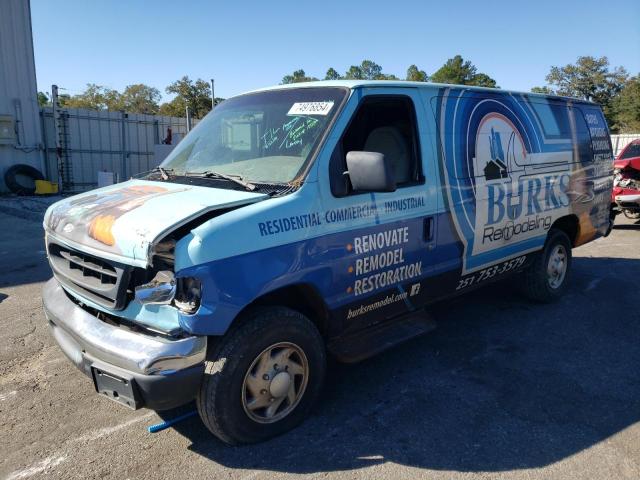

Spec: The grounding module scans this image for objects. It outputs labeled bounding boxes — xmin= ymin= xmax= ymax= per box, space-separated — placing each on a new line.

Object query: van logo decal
xmin=433 ymin=89 xmax=597 ymax=274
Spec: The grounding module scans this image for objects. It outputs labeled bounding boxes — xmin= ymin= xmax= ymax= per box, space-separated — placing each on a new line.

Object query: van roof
xmin=243 ymin=80 xmax=596 ymax=105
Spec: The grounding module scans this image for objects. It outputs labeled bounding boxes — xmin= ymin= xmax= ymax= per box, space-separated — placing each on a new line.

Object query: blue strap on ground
xmin=147 ymin=410 xmax=197 ymax=433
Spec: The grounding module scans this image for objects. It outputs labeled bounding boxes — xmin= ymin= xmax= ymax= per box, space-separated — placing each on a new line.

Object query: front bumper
xmin=615 ymin=193 xmax=640 ymax=207
xmin=43 ymin=278 xmax=206 ymax=410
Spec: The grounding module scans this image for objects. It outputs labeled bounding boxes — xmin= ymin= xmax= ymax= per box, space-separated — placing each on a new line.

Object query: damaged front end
xmin=41 ymin=179 xmax=267 ymax=410
xmin=43 ymin=179 xmax=267 ymax=334
xmin=612 ymin=157 xmax=640 ymax=220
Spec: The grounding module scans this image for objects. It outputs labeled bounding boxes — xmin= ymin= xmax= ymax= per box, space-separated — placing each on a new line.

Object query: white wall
xmin=0 ymin=0 xmax=44 ymax=192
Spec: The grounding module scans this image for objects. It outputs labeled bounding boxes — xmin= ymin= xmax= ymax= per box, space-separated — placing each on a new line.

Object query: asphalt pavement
xmin=1 ymin=210 xmax=639 ymax=480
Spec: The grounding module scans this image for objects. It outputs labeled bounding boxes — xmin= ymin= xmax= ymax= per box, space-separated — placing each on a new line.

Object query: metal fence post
xmin=121 ymin=111 xmax=128 ymax=180
xmin=186 ymin=107 xmax=192 ymax=132
xmin=51 ymin=85 xmax=64 ymax=192
xmin=211 ymin=78 xmax=215 ymax=109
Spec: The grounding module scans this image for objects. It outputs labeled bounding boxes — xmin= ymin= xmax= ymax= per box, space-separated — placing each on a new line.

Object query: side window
xmin=330 ymin=96 xmax=422 ymax=196
xmin=530 ymin=102 xmax=573 ymax=138
xmin=579 ymin=106 xmax=614 ymax=164
xmin=572 ymin=108 xmax=595 ymax=164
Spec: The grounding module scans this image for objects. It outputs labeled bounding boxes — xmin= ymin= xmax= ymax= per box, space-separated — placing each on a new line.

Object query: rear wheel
xmin=197 ymin=307 xmax=325 ymax=445
xmin=521 ymin=229 xmax=572 ymax=303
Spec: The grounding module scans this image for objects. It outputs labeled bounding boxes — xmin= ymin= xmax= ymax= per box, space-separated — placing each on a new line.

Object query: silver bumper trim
xmin=43 ymin=278 xmax=206 ymax=375
xmin=615 ymin=194 xmax=640 ymax=204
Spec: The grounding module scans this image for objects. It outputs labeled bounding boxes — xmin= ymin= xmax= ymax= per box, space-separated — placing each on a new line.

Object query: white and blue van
xmin=42 ymin=80 xmax=614 ymax=444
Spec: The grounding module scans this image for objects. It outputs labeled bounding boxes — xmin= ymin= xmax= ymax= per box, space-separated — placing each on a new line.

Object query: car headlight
xmin=135 ymin=270 xmax=176 ymax=305
xmin=174 ymin=276 xmax=202 ymax=314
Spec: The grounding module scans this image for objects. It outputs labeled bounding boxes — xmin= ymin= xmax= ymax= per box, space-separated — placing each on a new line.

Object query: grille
xmin=47 ymin=239 xmax=133 ymax=310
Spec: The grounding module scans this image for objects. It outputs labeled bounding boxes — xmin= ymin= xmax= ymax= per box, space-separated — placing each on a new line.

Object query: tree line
xmin=282 ymin=56 xmax=498 ymax=88
xmin=281 ymin=55 xmax=638 ymax=133
xmin=531 ymin=56 xmax=638 ymax=133
xmin=38 ymin=76 xmax=224 ymax=119
xmin=38 ymin=55 xmax=639 ymax=132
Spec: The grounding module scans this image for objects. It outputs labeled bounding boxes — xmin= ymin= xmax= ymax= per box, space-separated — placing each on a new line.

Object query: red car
xmin=612 ymin=139 xmax=640 ymax=220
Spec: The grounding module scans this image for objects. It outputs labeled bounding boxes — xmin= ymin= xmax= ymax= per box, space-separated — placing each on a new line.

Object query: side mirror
xmin=345 ymin=151 xmax=396 ymax=193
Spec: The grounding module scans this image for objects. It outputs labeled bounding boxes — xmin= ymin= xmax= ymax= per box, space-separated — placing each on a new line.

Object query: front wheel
xmin=196 ymin=307 xmax=326 ymax=445
xmin=521 ymin=229 xmax=572 ymax=303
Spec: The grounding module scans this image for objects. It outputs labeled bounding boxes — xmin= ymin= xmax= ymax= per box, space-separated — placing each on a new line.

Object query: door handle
xmin=424 ymin=216 xmax=434 ymax=242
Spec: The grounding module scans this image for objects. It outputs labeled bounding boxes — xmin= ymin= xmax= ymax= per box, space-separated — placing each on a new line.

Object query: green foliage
xmin=281 ymin=69 xmax=318 ymax=84
xmin=531 ymin=86 xmax=553 ymax=94
xmin=430 ymin=55 xmax=497 ymax=88
xmin=50 ymin=78 xmax=221 ymax=118
xmin=612 ymin=76 xmax=640 ymax=133
xmin=37 ymin=91 xmax=50 ymax=107
xmin=57 ymin=93 xmax=71 ymax=107
xmin=360 ymin=60 xmax=382 ymax=79
xmin=162 ymin=76 xmax=213 ymax=119
xmin=536 ymin=56 xmax=629 ymax=130
xmin=344 ymin=60 xmax=397 ymax=80
xmin=344 ymin=65 xmax=364 ymax=80
xmin=471 ymin=73 xmax=498 ymax=88
xmin=324 ymin=68 xmax=341 ymax=80
xmin=406 ymin=65 xmax=428 ymax=82
xmin=62 ymin=83 xmax=122 ymax=110
xmin=57 ymin=83 xmax=160 ymax=114
xmin=120 ymin=84 xmax=161 ymax=115
xmin=544 ymin=56 xmax=627 ymax=103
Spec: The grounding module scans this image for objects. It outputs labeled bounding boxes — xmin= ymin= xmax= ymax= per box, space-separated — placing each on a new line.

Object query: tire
xmin=4 ymin=164 xmax=44 ymax=195
xmin=196 ymin=307 xmax=326 ymax=445
xmin=521 ymin=229 xmax=572 ymax=303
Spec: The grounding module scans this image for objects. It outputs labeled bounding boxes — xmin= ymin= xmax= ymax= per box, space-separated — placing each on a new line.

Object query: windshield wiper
xmin=148 ymin=166 xmax=172 ymax=180
xmin=186 ymin=170 xmax=256 ymax=191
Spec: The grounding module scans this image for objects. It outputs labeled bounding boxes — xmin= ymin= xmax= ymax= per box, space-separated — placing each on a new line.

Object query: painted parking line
xmin=4 ymin=412 xmax=155 ymax=480
xmin=0 ymin=391 xmax=17 ymax=401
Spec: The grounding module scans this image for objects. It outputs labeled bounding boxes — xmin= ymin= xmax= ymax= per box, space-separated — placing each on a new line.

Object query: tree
xmin=325 ymin=67 xmax=341 ymax=80
xmin=430 ymin=55 xmax=497 ymax=88
xmin=63 ymin=83 xmax=122 ymax=110
xmin=343 ymin=60 xmax=396 ymax=80
xmin=344 ymin=65 xmax=364 ymax=80
xmin=360 ymin=60 xmax=382 ymax=80
xmin=281 ymin=69 xmax=318 ymax=84
xmin=120 ymin=84 xmax=161 ymax=115
xmin=531 ymin=86 xmax=553 ymax=95
xmin=472 ymin=73 xmax=498 ymax=88
xmin=163 ymin=76 xmax=213 ymax=118
xmin=612 ymin=76 xmax=640 ymax=133
xmin=406 ymin=65 xmax=428 ymax=82
xmin=544 ymin=56 xmax=627 ymax=103
xmin=37 ymin=91 xmax=50 ymax=107
xmin=540 ymin=56 xmax=628 ymax=127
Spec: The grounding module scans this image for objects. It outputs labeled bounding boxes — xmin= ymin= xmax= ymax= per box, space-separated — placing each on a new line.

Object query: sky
xmin=31 ymin=0 xmax=640 ymax=102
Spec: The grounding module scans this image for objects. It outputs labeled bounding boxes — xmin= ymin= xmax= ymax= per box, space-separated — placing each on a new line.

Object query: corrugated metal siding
xmin=0 ymin=0 xmax=45 ymax=191
xmin=41 ymin=107 xmax=196 ymax=191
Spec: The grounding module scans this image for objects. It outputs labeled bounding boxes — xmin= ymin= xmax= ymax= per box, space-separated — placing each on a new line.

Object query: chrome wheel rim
xmin=241 ymin=342 xmax=309 ymax=424
xmin=547 ymin=244 xmax=567 ymax=289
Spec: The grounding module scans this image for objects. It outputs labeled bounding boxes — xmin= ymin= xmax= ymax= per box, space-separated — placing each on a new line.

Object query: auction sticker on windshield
xmin=288 ymin=101 xmax=334 ymax=116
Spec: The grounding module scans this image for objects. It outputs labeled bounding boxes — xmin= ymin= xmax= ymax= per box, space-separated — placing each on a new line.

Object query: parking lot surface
xmin=1 ymin=211 xmax=639 ymax=480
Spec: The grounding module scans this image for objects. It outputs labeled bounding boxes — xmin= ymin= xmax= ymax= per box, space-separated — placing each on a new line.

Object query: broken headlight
xmin=174 ymin=276 xmax=202 ymax=314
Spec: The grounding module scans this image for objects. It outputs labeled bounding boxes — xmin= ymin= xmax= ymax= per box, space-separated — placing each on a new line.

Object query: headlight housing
xmin=174 ymin=276 xmax=202 ymax=314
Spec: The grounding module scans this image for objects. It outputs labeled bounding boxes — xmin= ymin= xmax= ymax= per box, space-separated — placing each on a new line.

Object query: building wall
xmin=0 ymin=0 xmax=45 ymax=192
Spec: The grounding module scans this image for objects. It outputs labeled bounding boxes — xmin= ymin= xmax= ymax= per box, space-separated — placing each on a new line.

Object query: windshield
xmin=620 ymin=143 xmax=640 ymax=160
xmin=160 ymin=87 xmax=347 ymax=183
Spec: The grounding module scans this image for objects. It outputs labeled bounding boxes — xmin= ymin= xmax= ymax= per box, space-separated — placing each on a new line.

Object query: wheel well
xmin=551 ymin=215 xmax=579 ymax=246
xmin=238 ymin=284 xmax=331 ymax=338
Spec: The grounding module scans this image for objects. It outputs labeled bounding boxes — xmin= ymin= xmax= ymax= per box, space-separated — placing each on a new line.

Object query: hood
xmin=44 ymin=179 xmax=268 ymax=267
xmin=614 ymin=156 xmax=640 ymax=171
